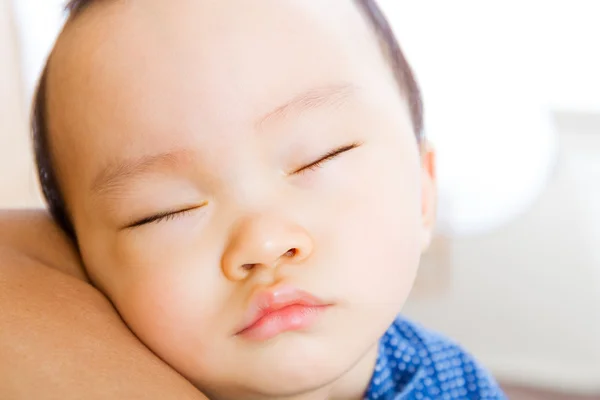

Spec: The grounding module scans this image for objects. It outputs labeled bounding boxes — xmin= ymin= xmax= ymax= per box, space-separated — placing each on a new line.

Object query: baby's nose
xmin=221 ymin=213 xmax=314 ymax=281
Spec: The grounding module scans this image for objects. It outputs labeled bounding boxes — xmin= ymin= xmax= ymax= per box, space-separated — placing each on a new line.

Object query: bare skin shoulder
xmin=0 ymin=210 xmax=207 ymax=400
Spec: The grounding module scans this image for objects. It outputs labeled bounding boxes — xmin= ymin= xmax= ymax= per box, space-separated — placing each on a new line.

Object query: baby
xmin=32 ymin=0 xmax=506 ymax=399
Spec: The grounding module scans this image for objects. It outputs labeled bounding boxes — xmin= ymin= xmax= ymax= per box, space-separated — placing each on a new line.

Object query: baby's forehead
xmin=46 ymin=1 xmax=396 ymax=165
xmin=48 ymin=1 xmax=393 ymax=108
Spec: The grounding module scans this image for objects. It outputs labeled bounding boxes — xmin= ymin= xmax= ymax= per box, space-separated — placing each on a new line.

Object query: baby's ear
xmin=419 ymin=142 xmax=437 ymax=252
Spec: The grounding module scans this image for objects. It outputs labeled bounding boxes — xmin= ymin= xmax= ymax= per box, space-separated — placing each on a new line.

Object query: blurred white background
xmin=1 ymin=0 xmax=599 ymax=397
xmin=380 ymin=2 xmax=600 ymax=396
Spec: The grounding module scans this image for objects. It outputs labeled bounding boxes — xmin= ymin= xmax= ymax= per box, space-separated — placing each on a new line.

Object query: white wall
xmin=10 ymin=0 xmax=66 ymax=105
xmin=380 ymin=0 xmax=600 ymax=112
xmin=0 ymin=0 xmax=40 ymax=207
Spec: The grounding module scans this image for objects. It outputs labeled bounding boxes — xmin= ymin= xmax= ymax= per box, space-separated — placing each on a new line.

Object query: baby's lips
xmin=235 ymin=284 xmax=329 ymax=334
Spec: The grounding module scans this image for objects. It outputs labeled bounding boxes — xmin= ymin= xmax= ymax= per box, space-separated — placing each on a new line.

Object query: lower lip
xmin=238 ymin=304 xmax=329 ymax=341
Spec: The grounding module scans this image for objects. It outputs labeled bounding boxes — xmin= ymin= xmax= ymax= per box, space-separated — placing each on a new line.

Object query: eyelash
xmin=127 ymin=206 xmax=200 ymax=229
xmin=128 ymin=142 xmax=361 ymax=228
xmin=292 ymin=142 xmax=362 ymax=175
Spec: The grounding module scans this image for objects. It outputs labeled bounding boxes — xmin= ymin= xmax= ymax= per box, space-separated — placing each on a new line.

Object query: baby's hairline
xmin=65 ymin=0 xmax=93 ymax=16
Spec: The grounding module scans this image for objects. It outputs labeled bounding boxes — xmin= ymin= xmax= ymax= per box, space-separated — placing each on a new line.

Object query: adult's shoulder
xmin=0 ymin=210 xmax=208 ymax=399
xmin=0 ymin=209 xmax=86 ymax=281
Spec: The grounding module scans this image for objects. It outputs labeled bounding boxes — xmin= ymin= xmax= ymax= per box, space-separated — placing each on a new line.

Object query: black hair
xmin=32 ymin=0 xmax=423 ymax=240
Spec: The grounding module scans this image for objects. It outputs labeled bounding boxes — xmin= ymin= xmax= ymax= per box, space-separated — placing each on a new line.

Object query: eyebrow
xmin=91 ymin=149 xmax=193 ymax=196
xmin=91 ymin=83 xmax=356 ymax=196
xmin=256 ymin=83 xmax=357 ymax=129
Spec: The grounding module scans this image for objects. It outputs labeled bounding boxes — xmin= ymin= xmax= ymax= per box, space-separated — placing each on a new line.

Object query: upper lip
xmin=235 ymin=284 xmax=329 ymax=335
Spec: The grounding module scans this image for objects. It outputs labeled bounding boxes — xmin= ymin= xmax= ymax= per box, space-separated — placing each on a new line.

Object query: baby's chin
xmin=188 ymin=332 xmax=373 ymax=400
xmin=201 ymin=373 xmax=335 ymax=400
xmin=199 ymin=369 xmax=339 ymax=400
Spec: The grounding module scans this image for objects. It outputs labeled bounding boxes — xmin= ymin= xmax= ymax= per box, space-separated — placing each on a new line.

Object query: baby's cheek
xmin=343 ymin=203 xmax=420 ymax=303
xmin=333 ymin=155 xmax=422 ymax=306
xmin=109 ymin=262 xmax=224 ymax=375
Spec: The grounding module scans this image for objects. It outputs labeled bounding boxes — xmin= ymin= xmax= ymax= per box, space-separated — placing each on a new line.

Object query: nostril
xmin=242 ymin=263 xmax=257 ymax=271
xmin=240 ymin=249 xmax=299 ymax=272
xmin=284 ymin=248 xmax=298 ymax=258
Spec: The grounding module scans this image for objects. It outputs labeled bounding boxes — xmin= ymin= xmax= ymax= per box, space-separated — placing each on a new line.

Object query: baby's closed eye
xmin=124 ymin=202 xmax=208 ymax=229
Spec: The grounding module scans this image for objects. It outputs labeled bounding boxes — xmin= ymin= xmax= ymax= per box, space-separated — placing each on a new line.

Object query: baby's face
xmin=47 ymin=1 xmax=435 ymax=398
